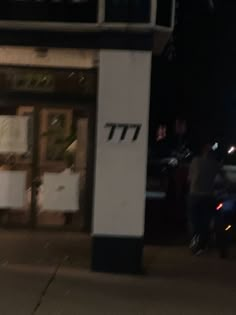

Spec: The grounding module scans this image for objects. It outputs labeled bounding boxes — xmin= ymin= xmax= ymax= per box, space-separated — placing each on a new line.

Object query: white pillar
xmin=92 ymin=50 xmax=151 ymax=274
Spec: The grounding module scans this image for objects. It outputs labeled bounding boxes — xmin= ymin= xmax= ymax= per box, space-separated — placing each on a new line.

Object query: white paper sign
xmin=0 ymin=171 xmax=26 ymax=209
xmin=0 ymin=116 xmax=28 ymax=153
xmin=42 ymin=173 xmax=79 ymax=212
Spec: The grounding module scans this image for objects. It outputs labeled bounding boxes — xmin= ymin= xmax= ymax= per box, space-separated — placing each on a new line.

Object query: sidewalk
xmin=0 ymin=230 xmax=235 ymax=315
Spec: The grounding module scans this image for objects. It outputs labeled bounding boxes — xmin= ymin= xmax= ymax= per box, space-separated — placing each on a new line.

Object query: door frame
xmin=0 ymin=98 xmax=96 ymax=230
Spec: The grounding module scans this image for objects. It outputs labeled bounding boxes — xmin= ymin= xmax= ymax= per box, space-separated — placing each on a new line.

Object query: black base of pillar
xmin=91 ymin=236 xmax=143 ymax=274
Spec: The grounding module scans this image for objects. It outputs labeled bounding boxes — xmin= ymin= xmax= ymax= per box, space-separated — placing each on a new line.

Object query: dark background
xmin=150 ymin=0 xmax=236 ymax=153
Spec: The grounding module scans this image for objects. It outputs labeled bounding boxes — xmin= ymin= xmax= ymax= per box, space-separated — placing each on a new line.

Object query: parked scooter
xmin=214 ymin=192 xmax=236 ymax=258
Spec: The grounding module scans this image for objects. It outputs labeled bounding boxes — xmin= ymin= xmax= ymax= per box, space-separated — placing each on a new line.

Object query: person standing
xmin=188 ymin=142 xmax=220 ymax=255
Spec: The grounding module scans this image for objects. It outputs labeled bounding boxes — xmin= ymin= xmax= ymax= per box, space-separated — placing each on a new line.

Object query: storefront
xmin=0 ymin=48 xmax=97 ymax=231
xmin=0 ymin=46 xmax=152 ymax=276
xmin=0 ymin=0 xmax=175 ymax=274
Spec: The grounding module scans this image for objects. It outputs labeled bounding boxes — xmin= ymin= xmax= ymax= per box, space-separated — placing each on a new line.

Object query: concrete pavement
xmin=0 ymin=230 xmax=235 ymax=314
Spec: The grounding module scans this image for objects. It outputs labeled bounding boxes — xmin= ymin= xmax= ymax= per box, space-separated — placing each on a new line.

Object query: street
xmin=0 ymin=231 xmax=235 ymax=315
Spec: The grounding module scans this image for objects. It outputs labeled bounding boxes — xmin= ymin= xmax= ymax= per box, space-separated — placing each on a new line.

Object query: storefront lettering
xmin=12 ymin=73 xmax=54 ymax=92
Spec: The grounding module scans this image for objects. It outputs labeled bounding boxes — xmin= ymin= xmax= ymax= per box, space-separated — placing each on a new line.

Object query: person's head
xmin=200 ymin=141 xmax=218 ymax=161
xmin=197 ymin=131 xmax=214 ymax=157
xmin=201 ymin=143 xmax=212 ymax=156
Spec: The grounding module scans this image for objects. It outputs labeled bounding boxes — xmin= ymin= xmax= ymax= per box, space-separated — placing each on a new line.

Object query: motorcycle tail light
xmin=216 ymin=203 xmax=223 ymax=211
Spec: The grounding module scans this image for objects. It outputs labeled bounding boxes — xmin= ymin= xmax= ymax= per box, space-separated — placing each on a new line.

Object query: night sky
xmin=150 ymin=0 xmax=236 ymax=151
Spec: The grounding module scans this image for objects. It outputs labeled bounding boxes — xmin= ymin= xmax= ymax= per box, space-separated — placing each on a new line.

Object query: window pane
xmin=0 ymin=0 xmax=98 ymax=23
xmin=105 ymin=0 xmax=151 ymax=23
xmin=156 ymin=0 xmax=173 ymax=27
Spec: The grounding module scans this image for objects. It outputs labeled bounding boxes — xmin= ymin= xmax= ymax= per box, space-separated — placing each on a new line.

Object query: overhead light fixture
xmin=225 ymin=225 xmax=232 ymax=232
xmin=212 ymin=142 xmax=218 ymax=151
xmin=228 ymin=146 xmax=235 ymax=155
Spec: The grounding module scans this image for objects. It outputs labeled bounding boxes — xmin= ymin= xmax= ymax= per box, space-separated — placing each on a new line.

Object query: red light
xmin=216 ymin=203 xmax=223 ymax=211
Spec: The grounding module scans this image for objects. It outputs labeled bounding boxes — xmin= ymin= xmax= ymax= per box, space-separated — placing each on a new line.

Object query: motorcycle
xmin=214 ymin=191 xmax=236 ymax=258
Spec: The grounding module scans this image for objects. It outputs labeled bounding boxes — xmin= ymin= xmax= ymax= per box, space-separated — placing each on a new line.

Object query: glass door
xmin=0 ymin=103 xmax=92 ymax=230
xmin=36 ymin=106 xmax=90 ymax=230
